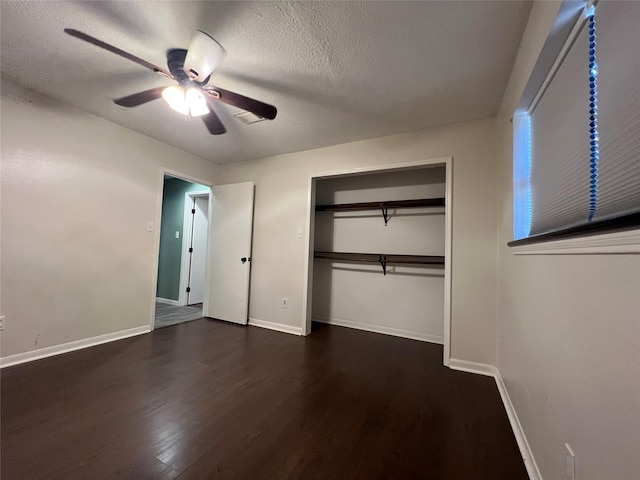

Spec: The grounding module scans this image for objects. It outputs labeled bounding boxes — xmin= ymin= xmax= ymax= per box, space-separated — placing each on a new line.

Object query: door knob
xmin=241 ymin=257 xmax=250 ymax=264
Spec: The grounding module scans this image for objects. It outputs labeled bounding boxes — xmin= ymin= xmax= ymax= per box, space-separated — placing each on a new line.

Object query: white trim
xmin=161 ymin=168 xmax=215 ymax=190
xmin=448 ymin=358 xmax=498 ymax=377
xmin=301 ymin=156 xmax=453 ymax=362
xmin=309 ymin=157 xmax=452 ymax=180
xmin=156 ymin=297 xmax=181 ymax=306
xmin=512 ymin=229 xmax=640 ymax=255
xmin=314 ymin=316 xmax=444 ymax=345
xmin=448 ymin=359 xmax=542 ymax=480
xmin=301 ymin=177 xmax=316 ymax=337
xmin=528 ymin=6 xmax=590 ymax=114
xmin=443 ymin=157 xmax=453 ymax=366
xmin=494 ymin=370 xmax=543 ymax=480
xmin=248 ymin=318 xmax=303 ymax=336
xmin=0 ymin=326 xmax=150 ymax=368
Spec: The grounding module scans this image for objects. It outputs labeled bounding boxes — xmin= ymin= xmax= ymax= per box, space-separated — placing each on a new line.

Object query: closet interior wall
xmin=312 ymin=166 xmax=446 ymax=343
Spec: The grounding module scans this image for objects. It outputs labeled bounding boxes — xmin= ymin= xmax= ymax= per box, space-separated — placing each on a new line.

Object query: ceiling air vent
xmin=234 ymin=111 xmax=266 ymax=125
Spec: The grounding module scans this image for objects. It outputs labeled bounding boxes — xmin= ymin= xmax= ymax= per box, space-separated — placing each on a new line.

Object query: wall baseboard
xmin=156 ymin=297 xmax=181 ymax=306
xmin=449 ymin=358 xmax=541 ymax=480
xmin=248 ymin=318 xmax=302 ymax=336
xmin=313 ymin=316 xmax=444 ymax=345
xmin=0 ymin=326 xmax=151 ymax=368
xmin=494 ymin=369 xmax=542 ymax=480
xmin=448 ymin=358 xmax=498 ymax=377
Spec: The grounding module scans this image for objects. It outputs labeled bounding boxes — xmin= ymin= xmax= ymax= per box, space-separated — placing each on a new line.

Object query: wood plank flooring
xmin=1 ymin=320 xmax=527 ymax=480
xmin=154 ymin=302 xmax=204 ymax=329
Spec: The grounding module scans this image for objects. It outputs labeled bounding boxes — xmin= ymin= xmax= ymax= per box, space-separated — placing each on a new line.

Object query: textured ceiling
xmin=0 ymin=1 xmax=531 ymax=164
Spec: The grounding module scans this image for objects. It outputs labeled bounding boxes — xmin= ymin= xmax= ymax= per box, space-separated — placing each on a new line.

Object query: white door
xmin=187 ymin=196 xmax=208 ymax=305
xmin=204 ymin=182 xmax=254 ymax=325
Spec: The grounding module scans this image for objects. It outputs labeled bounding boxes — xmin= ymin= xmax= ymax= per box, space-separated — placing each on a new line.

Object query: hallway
xmin=154 ymin=301 xmax=204 ymax=329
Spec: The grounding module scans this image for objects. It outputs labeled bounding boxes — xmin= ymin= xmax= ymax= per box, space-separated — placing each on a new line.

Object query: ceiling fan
xmin=64 ymin=28 xmax=277 ymax=135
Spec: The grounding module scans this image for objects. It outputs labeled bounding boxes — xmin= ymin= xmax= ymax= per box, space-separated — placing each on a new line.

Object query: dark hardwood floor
xmin=1 ymin=320 xmax=527 ymax=480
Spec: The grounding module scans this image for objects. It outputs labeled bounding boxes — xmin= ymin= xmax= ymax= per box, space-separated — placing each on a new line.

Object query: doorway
xmin=180 ymin=192 xmax=210 ymax=307
xmin=150 ymin=170 xmax=256 ymax=332
xmin=154 ymin=175 xmax=210 ymax=329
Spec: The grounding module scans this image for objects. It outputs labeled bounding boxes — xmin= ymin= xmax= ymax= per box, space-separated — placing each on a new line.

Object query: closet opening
xmin=302 ymin=158 xmax=452 ymax=365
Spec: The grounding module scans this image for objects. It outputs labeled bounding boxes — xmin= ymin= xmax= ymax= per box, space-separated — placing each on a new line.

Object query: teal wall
xmin=156 ymin=177 xmax=208 ymax=301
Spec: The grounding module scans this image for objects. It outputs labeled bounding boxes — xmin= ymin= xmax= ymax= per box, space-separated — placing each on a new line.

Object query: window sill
xmin=510 ymin=229 xmax=640 ymax=255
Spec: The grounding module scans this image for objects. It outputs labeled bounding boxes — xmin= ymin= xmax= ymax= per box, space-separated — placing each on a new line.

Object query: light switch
xmin=146 ymin=222 xmax=154 ymax=232
xmin=297 ymin=228 xmax=303 ymax=239
xmin=175 ymin=231 xmax=180 ymax=239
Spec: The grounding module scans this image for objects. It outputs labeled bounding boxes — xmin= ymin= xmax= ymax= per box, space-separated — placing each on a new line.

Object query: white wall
xmin=496 ymin=2 xmax=640 ymax=479
xmin=0 ymin=80 xmax=219 ymax=359
xmin=219 ymin=118 xmax=498 ymax=365
xmin=313 ymin=168 xmax=445 ymax=342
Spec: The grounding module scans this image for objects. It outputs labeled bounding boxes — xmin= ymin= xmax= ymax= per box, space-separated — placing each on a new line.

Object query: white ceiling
xmin=0 ymin=1 xmax=531 ymax=164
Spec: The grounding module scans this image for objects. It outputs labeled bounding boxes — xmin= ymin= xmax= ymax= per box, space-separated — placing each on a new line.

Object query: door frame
xmin=149 ymin=168 xmax=213 ymax=332
xmin=178 ymin=190 xmax=210 ymax=306
xmin=301 ymin=157 xmax=453 ymax=366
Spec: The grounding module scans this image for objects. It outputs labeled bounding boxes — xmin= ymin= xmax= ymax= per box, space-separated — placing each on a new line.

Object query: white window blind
xmin=517 ymin=1 xmax=640 ymax=241
xmin=529 ymin=21 xmax=591 ymax=236
xmin=592 ymin=0 xmax=640 ymax=222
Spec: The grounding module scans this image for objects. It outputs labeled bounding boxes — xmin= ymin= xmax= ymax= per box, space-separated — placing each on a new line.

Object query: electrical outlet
xmin=175 ymin=231 xmax=180 ymax=239
xmin=0 ymin=316 xmax=5 ymax=331
xmin=565 ymin=443 xmax=576 ymax=480
xmin=146 ymin=221 xmax=154 ymax=232
xmin=281 ymin=298 xmax=288 ymax=309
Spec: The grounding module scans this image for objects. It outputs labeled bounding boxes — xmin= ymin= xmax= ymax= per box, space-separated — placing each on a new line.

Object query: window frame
xmin=509 ymin=0 xmax=640 ymax=254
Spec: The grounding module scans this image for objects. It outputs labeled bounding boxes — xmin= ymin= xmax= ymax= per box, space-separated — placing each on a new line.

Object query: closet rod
xmin=314 ymin=251 xmax=445 ymax=275
xmin=316 ymin=198 xmax=445 ymax=225
xmin=315 ymin=198 xmax=445 ymax=212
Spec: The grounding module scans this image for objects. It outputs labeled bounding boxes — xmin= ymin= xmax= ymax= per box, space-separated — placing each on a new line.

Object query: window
xmin=510 ymin=0 xmax=640 ymax=248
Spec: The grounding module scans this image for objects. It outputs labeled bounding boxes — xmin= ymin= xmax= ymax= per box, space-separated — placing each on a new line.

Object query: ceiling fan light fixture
xmin=162 ymin=84 xmax=185 ymax=105
xmin=162 ymin=85 xmax=209 ymax=117
xmin=185 ymin=88 xmax=209 ymax=116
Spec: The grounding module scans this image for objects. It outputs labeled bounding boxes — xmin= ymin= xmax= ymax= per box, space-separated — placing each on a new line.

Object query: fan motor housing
xmin=167 ymin=49 xmax=210 ymax=86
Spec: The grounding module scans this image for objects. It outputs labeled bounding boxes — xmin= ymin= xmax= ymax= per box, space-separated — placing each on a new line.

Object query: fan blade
xmin=64 ymin=28 xmax=173 ymax=78
xmin=205 ymin=86 xmax=277 ymax=120
xmin=113 ymin=87 xmax=165 ymax=107
xmin=201 ymin=105 xmax=226 ymax=135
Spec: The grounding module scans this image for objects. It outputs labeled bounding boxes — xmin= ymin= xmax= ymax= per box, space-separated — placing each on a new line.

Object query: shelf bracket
xmin=380 ymin=206 xmax=389 ymax=226
xmin=378 ymin=255 xmax=388 ymax=275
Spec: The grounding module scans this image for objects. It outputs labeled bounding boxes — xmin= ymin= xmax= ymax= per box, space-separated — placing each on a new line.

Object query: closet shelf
xmin=314 ymin=251 xmax=445 ymax=275
xmin=315 ymin=198 xmax=445 ymax=225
